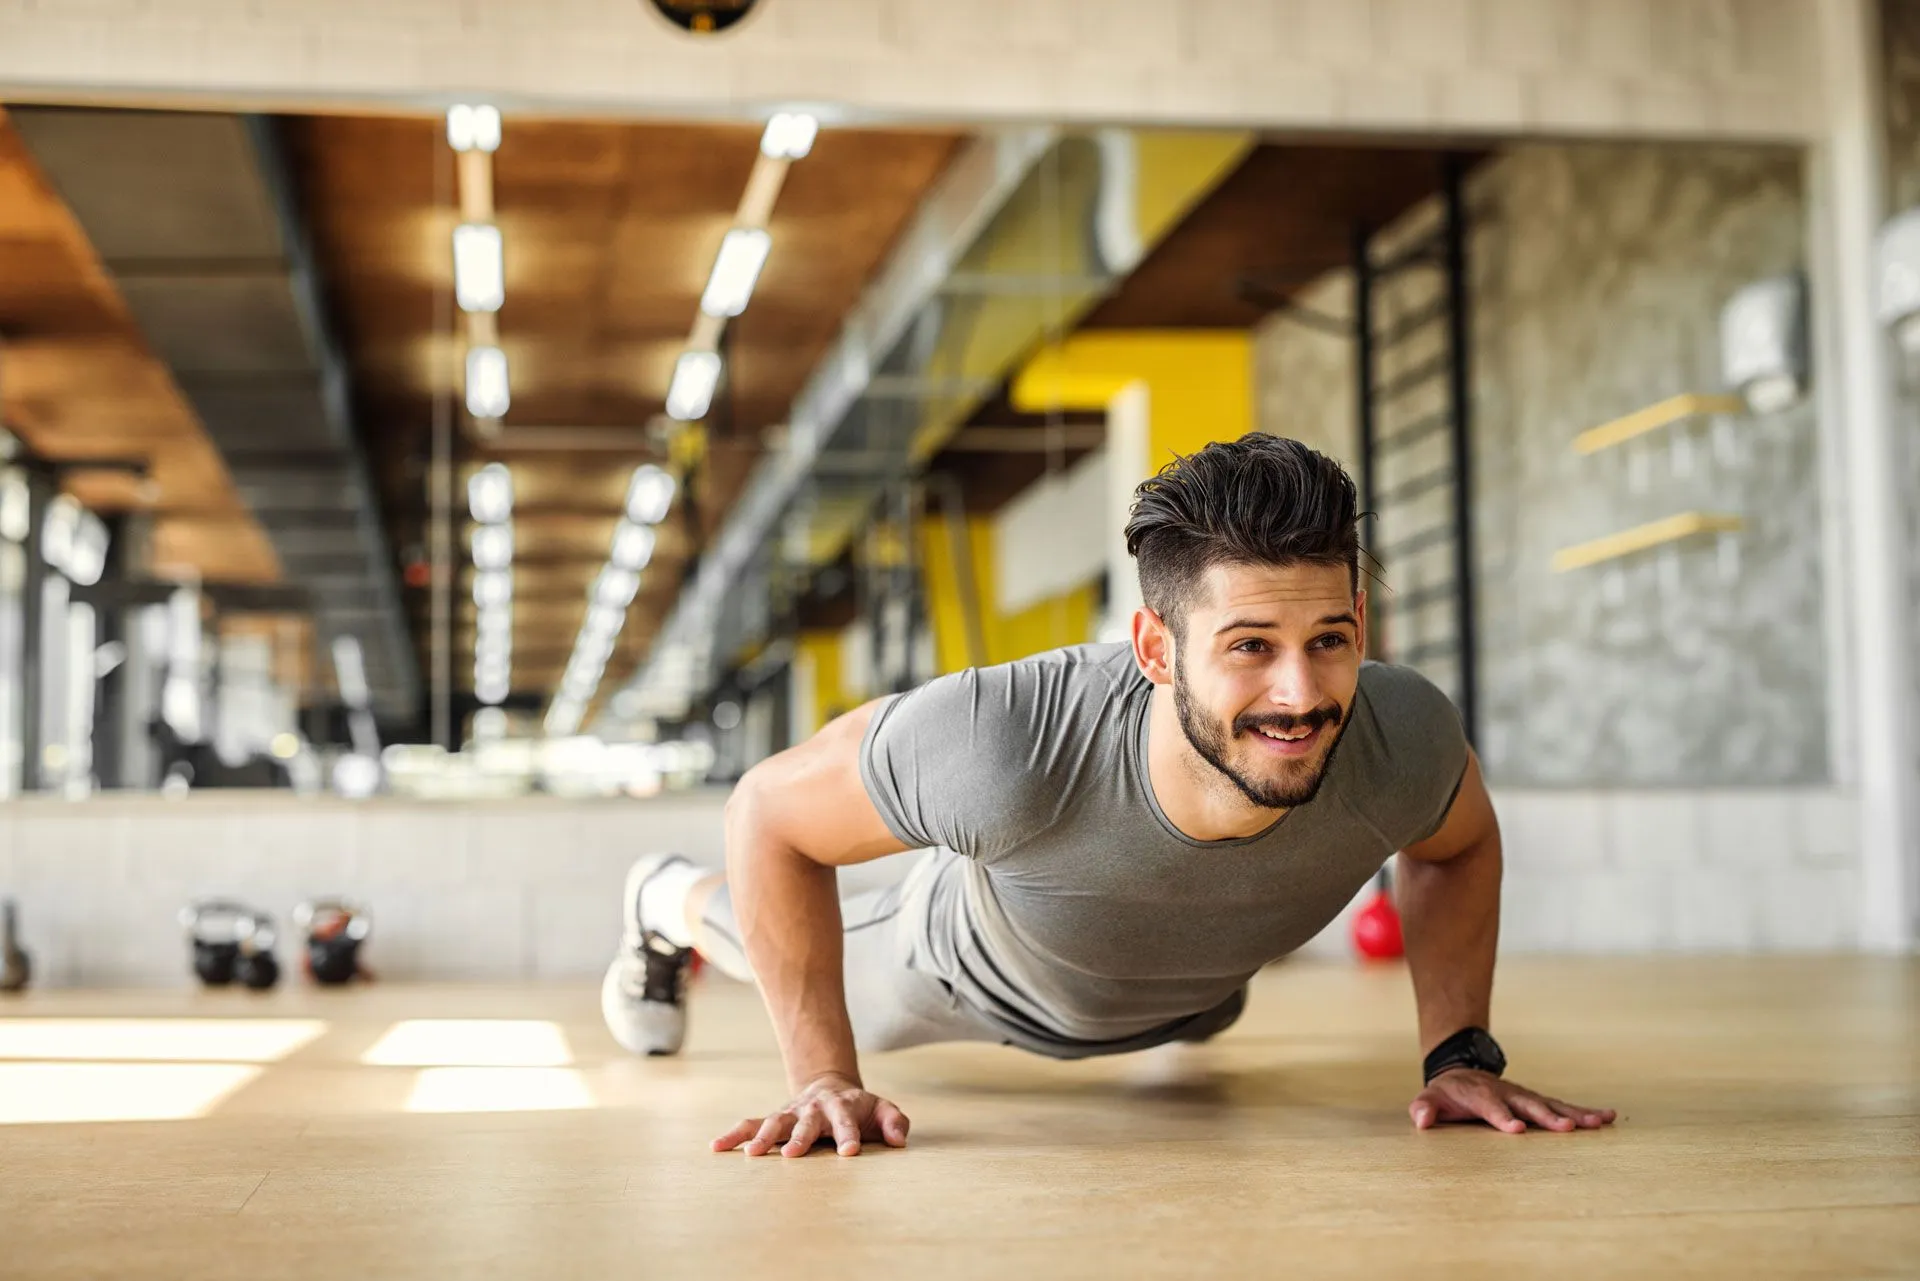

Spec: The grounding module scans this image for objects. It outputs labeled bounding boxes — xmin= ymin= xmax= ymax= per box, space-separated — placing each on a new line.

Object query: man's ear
xmin=1132 ymin=605 xmax=1175 ymax=686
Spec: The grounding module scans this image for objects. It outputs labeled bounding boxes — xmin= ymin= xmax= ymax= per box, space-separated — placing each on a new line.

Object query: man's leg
xmin=603 ymin=851 xmax=997 ymax=1057
xmin=601 ymin=853 xmax=710 ymax=1055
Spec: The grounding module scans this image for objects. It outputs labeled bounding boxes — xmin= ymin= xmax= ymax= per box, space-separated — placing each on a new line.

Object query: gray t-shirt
xmin=859 ymin=641 xmax=1468 ymax=1050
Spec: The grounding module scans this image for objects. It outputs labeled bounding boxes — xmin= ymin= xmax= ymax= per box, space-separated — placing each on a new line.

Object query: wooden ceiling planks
xmin=0 ymin=106 xmax=278 ymax=583
xmin=1081 ymin=143 xmax=1468 ymax=331
xmin=288 ymin=112 xmax=959 ymax=694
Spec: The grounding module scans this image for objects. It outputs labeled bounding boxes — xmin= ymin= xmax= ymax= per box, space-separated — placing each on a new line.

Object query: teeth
xmin=1259 ymin=726 xmax=1311 ymax=742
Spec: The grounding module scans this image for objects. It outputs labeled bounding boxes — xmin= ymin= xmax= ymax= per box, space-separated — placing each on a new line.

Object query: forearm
xmin=724 ymin=793 xmax=862 ymax=1093
xmin=1394 ymin=834 xmax=1502 ymax=1054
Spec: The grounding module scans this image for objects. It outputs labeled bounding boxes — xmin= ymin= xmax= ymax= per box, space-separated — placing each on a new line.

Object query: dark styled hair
xmin=1124 ymin=432 xmax=1362 ymax=636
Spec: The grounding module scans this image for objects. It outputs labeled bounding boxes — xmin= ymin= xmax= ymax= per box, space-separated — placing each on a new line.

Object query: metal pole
xmin=1351 ymin=220 xmax=1379 ymax=656
xmin=90 ymin=514 xmax=127 ymax=789
xmin=1442 ymin=156 xmax=1480 ymax=747
xmin=18 ymin=469 xmax=47 ymax=792
xmin=431 ymin=133 xmax=454 ymax=749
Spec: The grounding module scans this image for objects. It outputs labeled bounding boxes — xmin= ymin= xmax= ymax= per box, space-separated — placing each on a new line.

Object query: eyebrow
xmin=1214 ymin=612 xmax=1358 ymax=636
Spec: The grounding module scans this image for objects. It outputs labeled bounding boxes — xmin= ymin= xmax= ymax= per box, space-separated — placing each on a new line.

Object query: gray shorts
xmin=695 ymin=860 xmax=1247 ymax=1058
xmin=697 ymin=870 xmax=1004 ymax=1053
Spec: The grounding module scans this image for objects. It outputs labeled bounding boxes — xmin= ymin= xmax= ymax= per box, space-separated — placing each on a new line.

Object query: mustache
xmin=1234 ymin=702 xmax=1346 ymax=737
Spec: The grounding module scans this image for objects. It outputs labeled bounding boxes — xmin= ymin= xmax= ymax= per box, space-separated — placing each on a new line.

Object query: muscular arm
xmin=1396 ymin=748 xmax=1501 ymax=1054
xmin=1395 ymin=750 xmax=1615 ymax=1133
xmin=723 ymin=699 xmax=910 ymax=1093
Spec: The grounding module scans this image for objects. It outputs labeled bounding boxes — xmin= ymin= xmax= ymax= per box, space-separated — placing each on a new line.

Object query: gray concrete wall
xmin=1257 ymin=141 xmax=1823 ymax=788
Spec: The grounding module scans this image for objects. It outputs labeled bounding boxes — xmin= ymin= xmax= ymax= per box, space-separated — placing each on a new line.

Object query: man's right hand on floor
xmin=712 ymin=1072 xmax=911 ymax=1157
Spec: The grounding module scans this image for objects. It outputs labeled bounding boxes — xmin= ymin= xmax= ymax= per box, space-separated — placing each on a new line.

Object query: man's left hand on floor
xmin=1409 ymin=1069 xmax=1617 ymax=1134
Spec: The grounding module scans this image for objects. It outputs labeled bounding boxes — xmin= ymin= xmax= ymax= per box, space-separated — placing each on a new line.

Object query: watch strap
xmin=1423 ymin=1026 xmax=1505 ymax=1084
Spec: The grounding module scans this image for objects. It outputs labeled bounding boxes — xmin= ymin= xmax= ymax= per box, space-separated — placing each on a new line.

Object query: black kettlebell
xmin=2 ymin=898 xmax=33 ymax=994
xmin=234 ymin=914 xmax=281 ymax=992
xmin=181 ymin=900 xmax=280 ymax=991
xmin=294 ymin=898 xmax=370 ymax=986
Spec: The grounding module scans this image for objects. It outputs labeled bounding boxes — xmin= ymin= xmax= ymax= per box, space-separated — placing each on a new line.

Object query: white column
xmin=788 ymin=645 xmax=816 ymax=745
xmin=1816 ymin=0 xmax=1917 ymax=950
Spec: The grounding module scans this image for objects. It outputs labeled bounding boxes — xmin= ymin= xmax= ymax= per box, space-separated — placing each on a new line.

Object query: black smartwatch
xmin=1423 ymin=1026 xmax=1506 ymax=1084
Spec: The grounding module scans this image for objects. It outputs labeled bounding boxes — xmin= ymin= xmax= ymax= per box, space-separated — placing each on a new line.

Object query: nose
xmin=1266 ymin=649 xmax=1323 ymax=713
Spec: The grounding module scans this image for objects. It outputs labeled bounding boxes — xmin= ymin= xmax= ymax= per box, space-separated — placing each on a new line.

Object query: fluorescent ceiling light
xmin=466 ymin=345 xmax=510 ymax=420
xmin=471 ymin=522 xmax=514 ymax=571
xmin=475 ymin=632 xmax=511 ymax=664
xmin=592 ymin=567 xmax=640 ymax=609
xmin=476 ymin=608 xmax=512 ymax=642
xmin=625 ymin=466 xmax=676 ymax=525
xmin=41 ymin=496 xmax=77 ymax=574
xmin=700 ymin=228 xmax=771 ymax=319
xmin=473 ymin=569 xmax=512 ymax=609
xmin=0 ymin=470 xmax=29 ymax=542
xmin=453 ymin=223 xmax=504 ymax=314
xmin=476 ymin=656 xmax=511 ymax=686
xmin=609 ymin=521 xmax=657 ymax=572
xmin=467 ymin=463 xmax=513 ymax=524
xmin=447 ymin=104 xmax=501 ymax=154
xmin=475 ymin=676 xmax=509 ymax=707
xmin=44 ymin=501 xmax=109 ymax=587
xmin=760 ymin=112 xmax=818 ymax=160
xmin=578 ymin=631 xmax=615 ymax=664
xmin=583 ymin=604 xmax=626 ymax=639
xmin=665 ymin=351 xmax=722 ymax=421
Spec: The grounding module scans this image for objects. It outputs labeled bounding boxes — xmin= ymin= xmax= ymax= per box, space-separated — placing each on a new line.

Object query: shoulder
xmin=859 ymin=643 xmax=1139 ymax=860
xmin=1354 ymin=662 xmax=1465 ymax=755
xmin=1335 ymin=662 xmax=1469 ymax=846
xmin=867 ymin=642 xmax=1139 ymax=786
xmin=884 ymin=642 xmax=1138 ymax=736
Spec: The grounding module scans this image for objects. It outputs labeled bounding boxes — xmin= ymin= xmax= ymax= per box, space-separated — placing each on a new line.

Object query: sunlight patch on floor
xmin=361 ymin=1019 xmax=574 ymax=1068
xmin=0 ymin=1018 xmax=327 ymax=1064
xmin=403 ymin=1067 xmax=594 ymax=1113
xmin=0 ymin=1062 xmax=264 ymax=1124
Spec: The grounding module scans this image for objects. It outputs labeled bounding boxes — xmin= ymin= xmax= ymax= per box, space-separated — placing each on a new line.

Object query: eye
xmin=1230 ymin=638 xmax=1269 ymax=654
xmin=1310 ymin=633 xmax=1349 ymax=651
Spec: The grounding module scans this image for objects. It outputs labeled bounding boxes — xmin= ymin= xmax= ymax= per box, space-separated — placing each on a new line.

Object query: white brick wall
xmin=1493 ymin=787 xmax=1863 ymax=953
xmin=0 ymin=0 xmax=1819 ymax=141
xmin=0 ymin=782 xmax=1863 ymax=986
xmin=1292 ymin=786 xmax=1864 ymax=958
xmin=0 ymin=791 xmax=741 ymax=987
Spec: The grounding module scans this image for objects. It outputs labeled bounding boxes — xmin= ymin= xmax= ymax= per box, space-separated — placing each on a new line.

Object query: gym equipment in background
xmin=1351 ymin=866 xmax=1405 ymax=962
xmin=180 ymin=899 xmax=281 ymax=990
xmin=1 ymin=899 xmax=31 ymax=993
xmin=295 ymin=898 xmax=372 ymax=985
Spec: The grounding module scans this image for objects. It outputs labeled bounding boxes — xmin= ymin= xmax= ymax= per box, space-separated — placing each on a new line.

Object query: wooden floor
xmin=0 ymin=957 xmax=1915 ymax=1280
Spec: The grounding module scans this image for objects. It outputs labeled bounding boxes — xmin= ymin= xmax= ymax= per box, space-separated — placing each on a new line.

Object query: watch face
xmin=1471 ymin=1030 xmax=1506 ymax=1071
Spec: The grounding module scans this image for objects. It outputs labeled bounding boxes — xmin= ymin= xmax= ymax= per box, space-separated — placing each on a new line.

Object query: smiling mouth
xmin=1249 ymin=722 xmax=1324 ymax=756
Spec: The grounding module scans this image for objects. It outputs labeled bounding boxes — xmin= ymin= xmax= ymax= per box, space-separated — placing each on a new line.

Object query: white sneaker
xmin=601 ymin=854 xmax=697 ymax=1056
